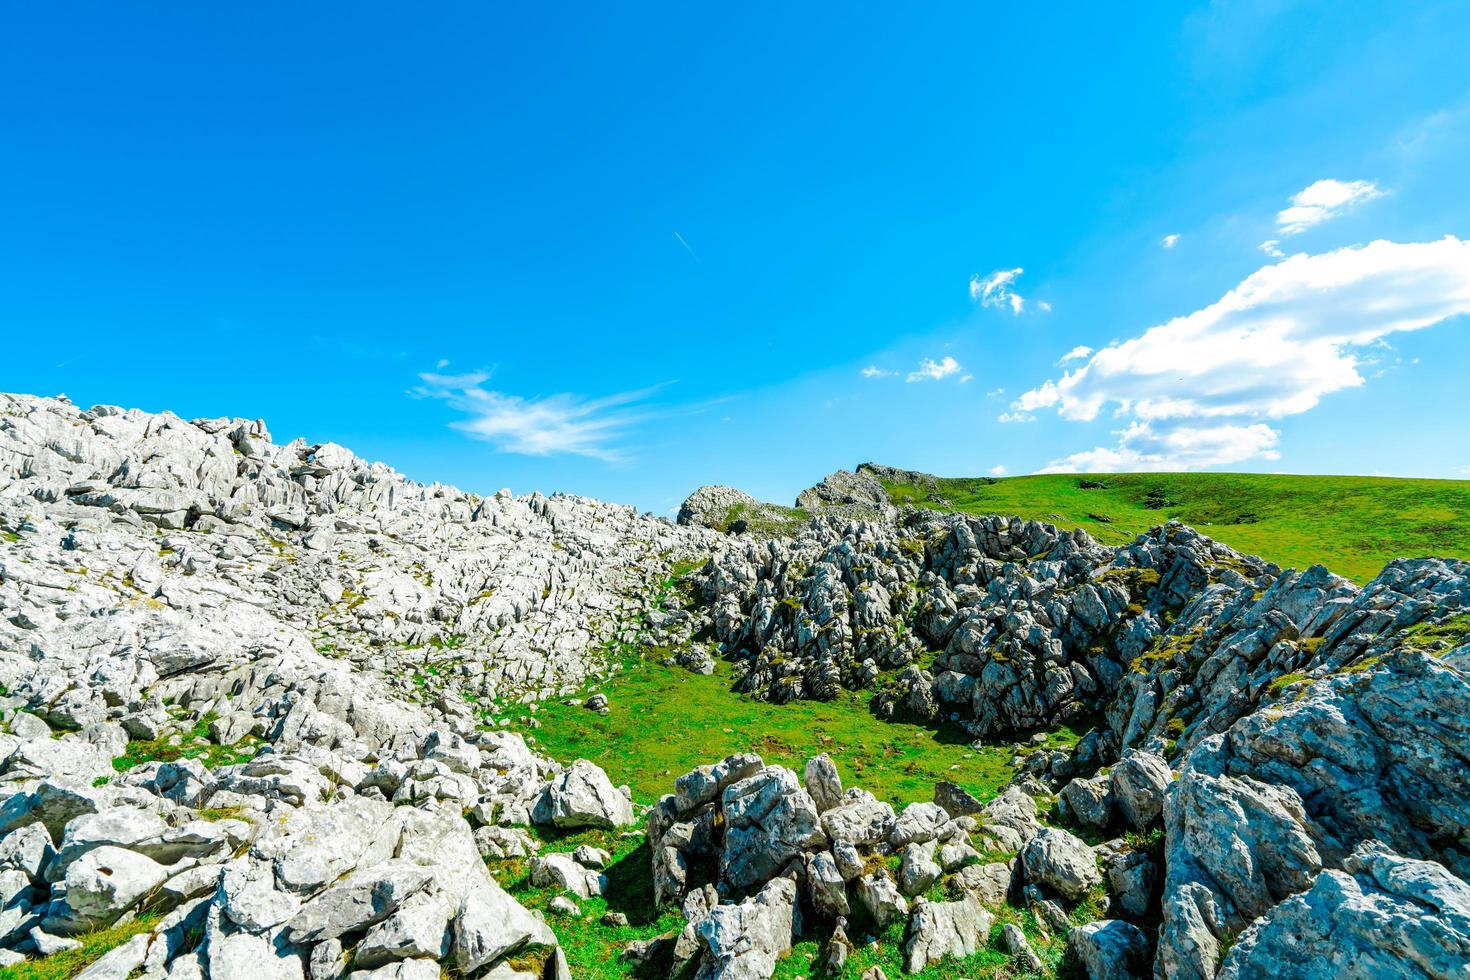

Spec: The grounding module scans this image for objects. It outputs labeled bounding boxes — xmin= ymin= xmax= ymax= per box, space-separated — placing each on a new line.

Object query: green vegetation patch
xmin=112 ymin=715 xmax=262 ymax=772
xmin=880 ymin=471 xmax=1470 ymax=585
xmin=519 ymin=657 xmax=1014 ymax=808
xmin=1398 ymin=612 xmax=1470 ymax=652
xmin=2 ymin=912 xmax=159 ymax=980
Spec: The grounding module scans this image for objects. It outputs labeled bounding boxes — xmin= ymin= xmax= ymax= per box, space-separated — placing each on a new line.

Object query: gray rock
xmin=1219 ymin=842 xmax=1470 ymax=980
xmin=1109 ymin=751 xmax=1171 ymax=829
xmin=1001 ymin=922 xmax=1044 ymax=971
xmin=1021 ymin=828 xmax=1102 ymax=902
xmin=533 ymin=760 xmax=636 ymax=830
xmin=855 ymin=870 xmax=909 ymax=929
xmin=807 ymin=850 xmax=850 ymax=917
xmin=804 ymin=754 xmax=844 ymax=813
xmin=674 ymin=753 xmax=764 ymax=815
xmin=902 ymin=894 xmax=993 ymax=973
xmin=720 ymin=766 xmax=827 ymax=891
xmin=1069 ymin=919 xmax=1150 ymax=980
xmin=452 ymin=879 xmax=556 ymax=975
xmin=898 ymin=842 xmax=941 ymax=897
xmin=890 ymin=802 xmax=950 ymax=848
xmin=952 ymin=861 xmax=1013 ymax=908
xmin=1061 ymin=773 xmax=1114 ymax=830
xmin=694 ymin=877 xmax=800 ymax=980
xmin=822 ymin=794 xmax=897 ymax=846
xmin=933 ymin=781 xmax=985 ymax=819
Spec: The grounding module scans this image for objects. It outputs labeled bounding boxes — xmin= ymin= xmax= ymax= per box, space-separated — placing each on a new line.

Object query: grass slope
xmin=520 ymin=656 xmax=1050 ymax=808
xmin=881 ymin=471 xmax=1470 ymax=585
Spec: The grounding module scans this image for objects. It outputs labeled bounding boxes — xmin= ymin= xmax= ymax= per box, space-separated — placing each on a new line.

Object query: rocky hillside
xmin=0 ymin=392 xmax=1467 ymax=980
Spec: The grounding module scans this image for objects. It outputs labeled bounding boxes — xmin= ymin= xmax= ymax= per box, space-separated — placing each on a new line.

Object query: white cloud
xmin=1276 ymin=178 xmax=1384 ymax=235
xmin=1259 ymin=239 xmax=1285 ymax=258
xmin=1010 ymin=237 xmax=1470 ymax=469
xmin=1162 ymin=234 xmax=1181 ymax=249
xmin=988 ymin=464 xmax=1008 ymax=476
xmin=1059 ymin=345 xmax=1093 ymax=364
xmin=435 ymin=357 xmax=450 ymax=369
xmin=1038 ymin=300 xmax=1053 ymax=313
xmin=861 ymin=366 xmax=896 ymax=378
xmin=1039 ymin=421 xmax=1280 ymax=473
xmin=906 ymin=356 xmax=963 ymax=383
xmin=997 ymin=411 xmax=1035 ymax=424
xmin=960 ymin=373 xmax=974 ymax=384
xmin=970 ymin=268 xmax=1026 ymax=314
xmin=412 ymin=371 xmax=662 ymax=461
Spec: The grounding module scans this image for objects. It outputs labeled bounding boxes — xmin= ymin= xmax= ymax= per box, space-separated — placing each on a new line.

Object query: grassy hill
xmin=878 ymin=471 xmax=1470 ymax=585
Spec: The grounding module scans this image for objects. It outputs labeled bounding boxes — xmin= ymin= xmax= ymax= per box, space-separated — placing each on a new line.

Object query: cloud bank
xmin=1011 ymin=236 xmax=1470 ymax=471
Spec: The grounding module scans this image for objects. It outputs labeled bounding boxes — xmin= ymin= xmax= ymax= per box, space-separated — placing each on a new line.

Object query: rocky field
xmin=1 ymin=392 xmax=1467 ymax=979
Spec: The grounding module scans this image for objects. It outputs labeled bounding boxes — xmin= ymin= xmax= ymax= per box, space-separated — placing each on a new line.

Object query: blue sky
xmin=3 ymin=2 xmax=1469 ymax=515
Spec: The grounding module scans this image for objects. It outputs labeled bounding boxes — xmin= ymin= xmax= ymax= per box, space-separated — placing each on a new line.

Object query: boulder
xmin=1109 ymin=751 xmax=1171 ymax=829
xmin=1069 ymin=919 xmax=1150 ymax=980
xmin=720 ymin=767 xmax=827 ymax=891
xmin=803 ymin=754 xmax=844 ymax=813
xmin=533 ymin=760 xmax=635 ymax=830
xmin=902 ymin=894 xmax=993 ymax=973
xmin=1020 ymin=828 xmax=1102 ymax=902
xmin=693 ymin=877 xmax=799 ymax=980
xmin=1218 ymin=842 xmax=1470 ymax=980
xmin=855 ymin=871 xmax=908 ymax=929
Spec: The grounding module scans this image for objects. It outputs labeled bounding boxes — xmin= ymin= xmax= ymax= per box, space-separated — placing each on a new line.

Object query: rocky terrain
xmin=1 ymin=392 xmax=1468 ymax=979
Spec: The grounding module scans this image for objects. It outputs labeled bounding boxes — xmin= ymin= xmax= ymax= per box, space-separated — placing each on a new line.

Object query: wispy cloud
xmin=1009 ymin=236 xmax=1470 ymax=470
xmin=412 ymin=371 xmax=666 ymax=461
xmin=1276 ymin=178 xmax=1384 ymax=235
xmin=1058 ymin=345 xmax=1093 ymax=364
xmin=907 ymin=356 xmax=963 ymax=383
xmin=861 ymin=365 xmax=897 ymax=379
xmin=1161 ymin=234 xmax=1181 ymax=249
xmin=988 ymin=464 xmax=1008 ymax=476
xmin=970 ymin=268 xmax=1027 ymax=314
xmin=1259 ymin=239 xmax=1285 ymax=258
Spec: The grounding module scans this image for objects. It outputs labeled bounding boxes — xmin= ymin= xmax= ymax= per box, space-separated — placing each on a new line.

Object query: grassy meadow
xmin=880 ymin=471 xmax=1470 ymax=584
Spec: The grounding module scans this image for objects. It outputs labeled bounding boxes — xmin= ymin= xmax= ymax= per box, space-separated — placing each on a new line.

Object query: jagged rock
xmin=803 ymin=754 xmax=844 ymax=813
xmin=693 ymin=877 xmax=800 ymax=980
xmin=1069 ymin=919 xmax=1150 ymax=980
xmin=902 ymin=894 xmax=993 ymax=973
xmin=1109 ymin=751 xmax=1171 ymax=829
xmin=1104 ymin=847 xmax=1158 ymax=920
xmin=822 ymin=793 xmax=897 ymax=846
xmin=533 ymin=760 xmax=636 ymax=830
xmin=719 ymin=766 xmax=827 ymax=891
xmin=529 ymin=854 xmax=604 ymax=899
xmin=1218 ymin=841 xmax=1470 ymax=980
xmin=1061 ymin=772 xmax=1114 ymax=829
xmin=806 ymin=851 xmax=850 ymax=917
xmin=1020 ymin=828 xmax=1102 ymax=902
xmin=855 ymin=870 xmax=909 ymax=929
xmin=898 ymin=842 xmax=941 ymax=897
xmin=889 ymin=802 xmax=949 ymax=848
xmin=674 ymin=754 xmax=764 ymax=815
xmin=952 ymin=862 xmax=1013 ymax=907
xmin=933 ymin=782 xmax=984 ymax=818
xmin=1001 ymin=922 xmax=1044 ymax=971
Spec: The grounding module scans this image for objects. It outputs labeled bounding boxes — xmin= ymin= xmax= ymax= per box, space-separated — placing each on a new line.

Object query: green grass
xmin=488 ymin=826 xmax=686 ymax=980
xmin=0 ymin=912 xmax=159 ymax=980
xmin=519 ymin=657 xmax=1015 ymax=808
xmin=1397 ymin=612 xmax=1470 ymax=652
xmin=111 ymin=717 xmax=262 ymax=773
xmin=880 ymin=471 xmax=1470 ymax=584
